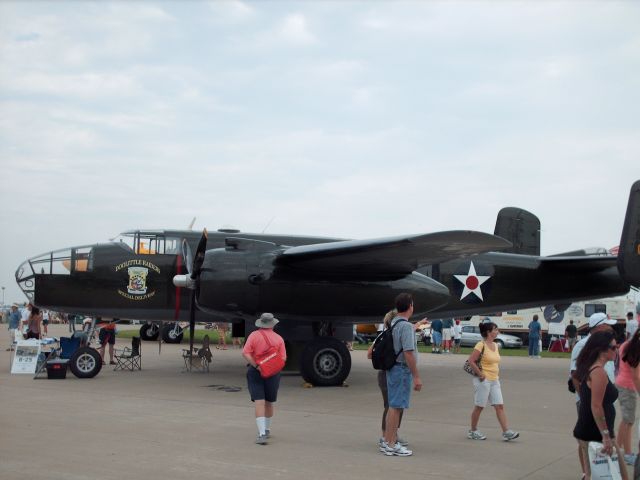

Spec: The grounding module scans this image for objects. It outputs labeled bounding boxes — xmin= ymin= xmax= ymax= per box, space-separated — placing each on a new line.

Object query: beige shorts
xmin=473 ymin=378 xmax=504 ymax=407
xmin=443 ymin=330 xmax=452 ymax=341
xmin=618 ymin=386 xmax=637 ymax=424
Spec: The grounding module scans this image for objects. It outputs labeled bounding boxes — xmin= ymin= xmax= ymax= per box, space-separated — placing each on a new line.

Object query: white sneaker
xmin=502 ymin=430 xmax=520 ymax=441
xmin=384 ymin=442 xmax=413 ymax=456
xmin=379 ymin=440 xmax=389 ymax=453
xmin=467 ymin=430 xmax=487 ymax=440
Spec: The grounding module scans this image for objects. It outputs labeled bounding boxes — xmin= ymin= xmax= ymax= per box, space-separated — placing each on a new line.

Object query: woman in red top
xmin=26 ymin=307 xmax=43 ymax=340
xmin=242 ymin=313 xmax=287 ymax=445
xmin=615 ymin=329 xmax=640 ymax=465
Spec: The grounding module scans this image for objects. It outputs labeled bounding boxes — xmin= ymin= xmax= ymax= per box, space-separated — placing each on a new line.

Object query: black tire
xmin=139 ymin=323 xmax=159 ymax=341
xmin=161 ymin=323 xmax=183 ymax=344
xmin=69 ymin=347 xmax=103 ymax=379
xmin=300 ymin=337 xmax=351 ymax=386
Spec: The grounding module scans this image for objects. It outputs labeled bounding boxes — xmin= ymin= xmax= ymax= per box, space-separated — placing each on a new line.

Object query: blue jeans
xmin=529 ymin=336 xmax=540 ymax=356
xmin=432 ymin=331 xmax=442 ymax=347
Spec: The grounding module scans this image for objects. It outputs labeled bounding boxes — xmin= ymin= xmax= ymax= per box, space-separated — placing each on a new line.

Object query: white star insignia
xmin=453 ymin=261 xmax=490 ymax=301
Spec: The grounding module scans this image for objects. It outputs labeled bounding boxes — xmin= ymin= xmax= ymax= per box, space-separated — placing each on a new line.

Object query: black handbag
xmin=463 ymin=344 xmax=485 ymax=376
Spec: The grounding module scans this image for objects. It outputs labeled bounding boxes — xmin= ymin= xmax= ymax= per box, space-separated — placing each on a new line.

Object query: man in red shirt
xmin=242 ymin=313 xmax=287 ymax=445
xmin=98 ymin=320 xmax=117 ymax=365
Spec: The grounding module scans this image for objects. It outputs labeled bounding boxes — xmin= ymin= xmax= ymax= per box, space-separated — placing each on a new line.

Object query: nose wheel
xmin=161 ymin=323 xmax=184 ymax=344
xmin=139 ymin=322 xmax=159 ymax=341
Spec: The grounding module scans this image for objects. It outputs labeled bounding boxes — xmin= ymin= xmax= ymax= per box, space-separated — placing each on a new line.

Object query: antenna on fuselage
xmin=188 ymin=217 xmax=196 ymax=230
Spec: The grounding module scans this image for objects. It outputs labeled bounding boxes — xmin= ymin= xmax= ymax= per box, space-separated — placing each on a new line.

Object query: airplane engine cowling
xmin=196 ymin=248 xmax=259 ymax=314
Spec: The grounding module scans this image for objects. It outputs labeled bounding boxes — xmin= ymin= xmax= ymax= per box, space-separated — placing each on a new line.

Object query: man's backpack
xmin=371 ymin=319 xmax=407 ymax=370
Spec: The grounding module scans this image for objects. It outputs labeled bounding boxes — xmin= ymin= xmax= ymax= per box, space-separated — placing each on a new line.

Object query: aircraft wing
xmin=275 ymin=231 xmax=511 ymax=275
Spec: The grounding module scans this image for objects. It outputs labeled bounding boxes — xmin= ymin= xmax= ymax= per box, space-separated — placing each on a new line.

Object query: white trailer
xmin=464 ymin=289 xmax=639 ymax=344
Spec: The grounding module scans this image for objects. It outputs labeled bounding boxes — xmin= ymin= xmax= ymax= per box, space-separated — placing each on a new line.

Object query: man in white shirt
xmin=625 ymin=311 xmax=638 ymax=340
xmin=20 ymin=303 xmax=32 ymax=334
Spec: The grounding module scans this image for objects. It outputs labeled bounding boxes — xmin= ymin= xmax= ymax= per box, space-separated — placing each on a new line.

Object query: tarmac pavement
xmin=0 ymin=324 xmax=632 ymax=479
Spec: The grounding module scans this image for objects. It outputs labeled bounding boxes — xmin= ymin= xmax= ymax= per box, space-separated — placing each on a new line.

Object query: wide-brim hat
xmin=255 ymin=313 xmax=279 ymax=329
xmin=589 ymin=312 xmax=616 ymax=329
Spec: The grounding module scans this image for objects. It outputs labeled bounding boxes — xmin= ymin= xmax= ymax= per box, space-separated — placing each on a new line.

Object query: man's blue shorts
xmin=247 ymin=366 xmax=281 ymax=403
xmin=432 ymin=331 xmax=442 ymax=346
xmin=386 ymin=363 xmax=412 ymax=409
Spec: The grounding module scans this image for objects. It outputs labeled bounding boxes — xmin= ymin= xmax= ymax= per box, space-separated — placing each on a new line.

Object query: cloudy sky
xmin=1 ymin=1 xmax=639 ymax=304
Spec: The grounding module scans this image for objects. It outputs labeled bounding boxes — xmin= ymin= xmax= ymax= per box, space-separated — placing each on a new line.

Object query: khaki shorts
xmin=443 ymin=330 xmax=452 ymax=341
xmin=473 ymin=378 xmax=504 ymax=407
xmin=618 ymin=386 xmax=637 ymax=424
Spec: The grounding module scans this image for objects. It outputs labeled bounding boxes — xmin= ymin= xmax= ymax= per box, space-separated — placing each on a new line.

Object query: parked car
xmin=460 ymin=325 xmax=523 ymax=349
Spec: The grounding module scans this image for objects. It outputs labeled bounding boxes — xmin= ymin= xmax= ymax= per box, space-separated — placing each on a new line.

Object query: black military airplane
xmin=16 ymin=180 xmax=640 ymax=385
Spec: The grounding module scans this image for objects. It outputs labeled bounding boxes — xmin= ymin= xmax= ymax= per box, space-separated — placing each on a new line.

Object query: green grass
xmin=117 ymin=329 xmax=570 ymax=359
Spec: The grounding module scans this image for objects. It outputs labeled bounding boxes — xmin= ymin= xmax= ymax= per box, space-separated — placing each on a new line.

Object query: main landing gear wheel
xmin=161 ymin=323 xmax=184 ymax=344
xmin=139 ymin=323 xmax=159 ymax=341
xmin=69 ymin=347 xmax=103 ymax=378
xmin=300 ymin=337 xmax=351 ymax=387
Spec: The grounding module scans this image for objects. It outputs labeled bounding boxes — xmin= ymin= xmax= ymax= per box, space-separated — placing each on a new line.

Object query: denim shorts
xmin=386 ymin=364 xmax=412 ymax=409
xmin=432 ymin=331 xmax=442 ymax=346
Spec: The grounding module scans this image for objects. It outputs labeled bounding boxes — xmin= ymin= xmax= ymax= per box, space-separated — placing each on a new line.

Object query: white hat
xmin=255 ymin=313 xmax=279 ymax=329
xmin=588 ymin=312 xmax=616 ymax=329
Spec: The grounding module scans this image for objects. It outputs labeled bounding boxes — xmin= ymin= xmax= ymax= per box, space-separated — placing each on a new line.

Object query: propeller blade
xmin=189 ymin=292 xmax=196 ymax=358
xmin=192 ymin=229 xmax=208 ymax=278
xmin=181 ymin=239 xmax=194 ymax=277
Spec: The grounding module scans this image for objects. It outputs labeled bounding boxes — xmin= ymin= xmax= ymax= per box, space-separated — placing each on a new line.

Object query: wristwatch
xmin=601 ymin=429 xmax=610 ymax=436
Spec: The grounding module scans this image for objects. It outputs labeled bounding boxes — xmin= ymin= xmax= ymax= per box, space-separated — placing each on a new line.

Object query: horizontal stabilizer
xmin=540 ymin=255 xmax=619 ymax=273
xmin=275 ymin=231 xmax=511 ymax=275
xmin=618 ymin=180 xmax=640 ymax=287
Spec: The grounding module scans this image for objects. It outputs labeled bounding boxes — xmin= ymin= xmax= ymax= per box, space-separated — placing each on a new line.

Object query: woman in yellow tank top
xmin=466 ymin=321 xmax=519 ymax=441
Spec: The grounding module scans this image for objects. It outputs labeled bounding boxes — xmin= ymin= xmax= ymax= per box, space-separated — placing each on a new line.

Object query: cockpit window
xmin=112 ymin=232 xmax=181 ymax=255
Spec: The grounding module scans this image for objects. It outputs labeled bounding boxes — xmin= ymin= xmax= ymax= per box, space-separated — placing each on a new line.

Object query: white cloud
xmin=208 ymin=0 xmax=255 ymax=22
xmin=277 ymin=13 xmax=317 ymax=46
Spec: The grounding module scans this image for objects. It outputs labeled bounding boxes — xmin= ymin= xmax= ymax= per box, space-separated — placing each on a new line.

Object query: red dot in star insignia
xmin=466 ymin=276 xmax=479 ymax=290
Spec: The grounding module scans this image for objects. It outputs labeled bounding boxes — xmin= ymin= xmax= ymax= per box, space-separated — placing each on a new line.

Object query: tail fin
xmin=494 ymin=207 xmax=541 ymax=256
xmin=618 ymin=180 xmax=640 ymax=287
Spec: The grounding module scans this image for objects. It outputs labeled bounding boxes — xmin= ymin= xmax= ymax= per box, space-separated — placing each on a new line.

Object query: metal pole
xmin=1 ymin=287 xmax=4 ymax=306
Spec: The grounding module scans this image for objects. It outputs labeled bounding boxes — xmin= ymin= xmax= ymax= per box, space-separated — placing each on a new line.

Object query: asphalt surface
xmin=0 ymin=324 xmax=633 ymax=480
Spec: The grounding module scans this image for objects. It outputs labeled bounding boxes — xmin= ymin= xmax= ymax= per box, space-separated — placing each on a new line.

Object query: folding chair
xmin=182 ymin=335 xmax=212 ymax=372
xmin=114 ymin=336 xmax=141 ymax=371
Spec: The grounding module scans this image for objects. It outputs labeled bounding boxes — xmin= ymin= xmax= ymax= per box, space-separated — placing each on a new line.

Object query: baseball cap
xmin=588 ymin=312 xmax=616 ymax=329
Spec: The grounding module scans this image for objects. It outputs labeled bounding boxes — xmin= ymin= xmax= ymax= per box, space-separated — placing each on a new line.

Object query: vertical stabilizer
xmin=494 ymin=207 xmax=541 ymax=256
xmin=618 ymin=180 xmax=640 ymax=287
